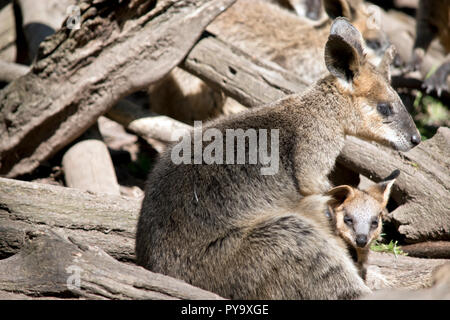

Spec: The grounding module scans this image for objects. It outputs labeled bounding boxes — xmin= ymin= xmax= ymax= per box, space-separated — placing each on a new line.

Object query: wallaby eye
xmin=377 ymin=102 xmax=392 ymax=117
xmin=344 ymin=215 xmax=353 ymax=226
xmin=371 ymin=219 xmax=379 ymax=229
xmin=366 ymin=39 xmax=381 ymax=51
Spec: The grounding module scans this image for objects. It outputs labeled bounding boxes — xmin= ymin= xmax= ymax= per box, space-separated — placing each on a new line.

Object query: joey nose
xmin=411 ymin=134 xmax=421 ymax=146
xmin=356 ymin=235 xmax=367 ymax=248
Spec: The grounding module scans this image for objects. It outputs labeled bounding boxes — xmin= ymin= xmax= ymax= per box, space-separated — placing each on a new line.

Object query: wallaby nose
xmin=356 ymin=235 xmax=368 ymax=248
xmin=411 ymin=134 xmax=421 ymax=146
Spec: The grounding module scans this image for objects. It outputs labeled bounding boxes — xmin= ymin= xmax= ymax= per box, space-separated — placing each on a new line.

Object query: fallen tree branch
xmin=106 ymin=99 xmax=191 ymax=153
xmin=183 ymin=35 xmax=308 ymax=108
xmin=0 ymin=0 xmax=236 ymax=178
xmin=0 ymin=177 xmax=446 ymax=293
xmin=0 ymin=60 xmax=29 ymax=82
xmin=363 ymin=257 xmax=450 ymax=300
xmin=0 ymin=3 xmax=16 ymax=62
xmin=0 ymin=177 xmax=139 ymax=261
xmin=0 ymin=230 xmax=224 ymax=299
xmin=62 ymin=123 xmax=121 ymax=196
xmin=401 ymin=241 xmax=450 ymax=259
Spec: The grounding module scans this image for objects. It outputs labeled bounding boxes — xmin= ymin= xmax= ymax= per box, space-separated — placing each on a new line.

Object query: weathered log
xmin=366 ymin=252 xmax=449 ymax=291
xmin=0 ymin=177 xmax=447 ymax=295
xmin=62 ymin=124 xmax=121 ymax=196
xmin=0 ymin=230 xmax=224 ymax=299
xmin=0 ymin=61 xmax=29 ymax=83
xmin=182 ymin=33 xmax=450 ymax=243
xmin=0 ymin=3 xmax=16 ymax=62
xmin=106 ymin=99 xmax=191 ymax=152
xmin=0 ymin=0 xmax=236 ymax=178
xmin=401 ymin=241 xmax=450 ymax=259
xmin=362 ymin=260 xmax=450 ymax=300
xmin=62 ymin=139 xmax=121 ymax=195
xmin=107 ymin=96 xmax=246 ymax=153
xmin=183 ymin=36 xmax=308 ymax=108
xmin=0 ymin=177 xmax=139 ymax=261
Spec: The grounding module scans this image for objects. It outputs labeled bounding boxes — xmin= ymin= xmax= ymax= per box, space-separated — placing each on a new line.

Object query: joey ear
xmin=325 ymin=18 xmax=365 ymax=83
xmin=366 ymin=169 xmax=400 ymax=206
xmin=327 ymin=185 xmax=355 ymax=208
xmin=378 ymin=45 xmax=396 ymax=81
xmin=323 ymin=0 xmax=352 ymax=20
xmin=326 ymin=205 xmax=337 ymax=224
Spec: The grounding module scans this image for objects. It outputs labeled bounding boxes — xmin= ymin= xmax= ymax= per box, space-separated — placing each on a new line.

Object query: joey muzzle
xmin=356 ymin=234 xmax=368 ymax=248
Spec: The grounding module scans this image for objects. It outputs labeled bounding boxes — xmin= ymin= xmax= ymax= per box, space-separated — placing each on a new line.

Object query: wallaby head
xmin=326 ymin=169 xmax=400 ymax=249
xmin=324 ymin=0 xmax=390 ymax=62
xmin=324 ymin=18 xmax=420 ymax=152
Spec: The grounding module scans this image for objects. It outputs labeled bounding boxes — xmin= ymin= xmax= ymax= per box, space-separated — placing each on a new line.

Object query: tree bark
xmin=366 ymin=252 xmax=449 ymax=291
xmin=0 ymin=3 xmax=16 ymax=63
xmin=62 ymin=124 xmax=121 ymax=196
xmin=0 ymin=177 xmax=139 ymax=262
xmin=0 ymin=61 xmax=29 ymax=83
xmin=0 ymin=230 xmax=224 ymax=299
xmin=183 ymin=36 xmax=308 ymax=108
xmin=0 ymin=0 xmax=236 ymax=178
xmin=401 ymin=241 xmax=450 ymax=259
xmin=62 ymin=139 xmax=121 ymax=195
xmin=1 ymin=176 xmax=447 ymax=297
xmin=106 ymin=99 xmax=191 ymax=153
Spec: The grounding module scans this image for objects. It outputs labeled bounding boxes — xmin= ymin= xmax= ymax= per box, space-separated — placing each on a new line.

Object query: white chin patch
xmin=386 ymin=129 xmax=412 ymax=152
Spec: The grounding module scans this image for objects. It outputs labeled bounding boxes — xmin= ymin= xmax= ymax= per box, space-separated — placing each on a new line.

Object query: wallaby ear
xmin=323 ymin=0 xmax=352 ymax=20
xmin=327 ymin=185 xmax=355 ymax=208
xmin=366 ymin=169 xmax=400 ymax=206
xmin=325 ymin=18 xmax=365 ymax=83
xmin=378 ymin=45 xmax=396 ymax=82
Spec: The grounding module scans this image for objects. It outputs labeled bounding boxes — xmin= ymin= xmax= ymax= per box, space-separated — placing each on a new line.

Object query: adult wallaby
xmin=208 ymin=0 xmax=391 ymax=84
xmin=136 ymin=18 xmax=420 ymax=299
xmin=408 ymin=0 xmax=450 ymax=96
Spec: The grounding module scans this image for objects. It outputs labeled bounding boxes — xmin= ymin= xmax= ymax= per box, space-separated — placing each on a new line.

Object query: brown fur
xmin=209 ymin=0 xmax=390 ymax=84
xmin=136 ymin=19 xmax=419 ymax=300
xmin=266 ymin=0 xmax=324 ymax=20
xmin=327 ymin=174 xmax=397 ymax=280
xmin=414 ymin=0 xmax=450 ymax=54
xmin=148 ymin=68 xmax=246 ymax=124
xmin=410 ymin=0 xmax=450 ymax=95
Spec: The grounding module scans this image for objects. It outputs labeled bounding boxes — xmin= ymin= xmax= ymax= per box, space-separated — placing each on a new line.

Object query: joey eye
xmin=377 ymin=102 xmax=392 ymax=117
xmin=366 ymin=39 xmax=381 ymax=51
xmin=371 ymin=219 xmax=379 ymax=229
xmin=344 ymin=215 xmax=353 ymax=226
